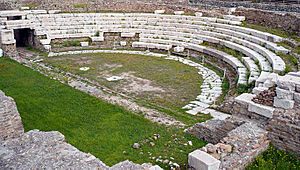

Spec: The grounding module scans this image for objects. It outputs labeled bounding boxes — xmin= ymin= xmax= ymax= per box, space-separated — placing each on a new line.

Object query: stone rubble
xmin=188 ymin=117 xmax=270 ymax=170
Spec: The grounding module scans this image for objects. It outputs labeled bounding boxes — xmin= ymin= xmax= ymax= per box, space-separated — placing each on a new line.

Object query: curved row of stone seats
xmin=132 ymin=42 xmax=172 ymax=51
xmin=198 ymin=29 xmax=285 ymax=73
xmin=242 ymin=57 xmax=260 ymax=83
xmin=139 ymin=30 xmax=272 ymax=73
xmin=208 ymin=22 xmax=283 ymax=43
xmin=36 ymin=19 xmax=284 ymax=74
xmin=123 ymin=15 xmax=288 ymax=53
xmin=140 ymin=22 xmax=284 ymax=73
xmin=27 ymin=12 xmax=284 ymax=44
xmin=139 ymin=28 xmax=273 ymax=71
xmin=133 ymin=40 xmax=248 ymax=84
xmin=28 ymin=13 xmax=288 ymax=54
xmin=213 ymin=28 xmax=289 ymax=54
xmin=11 ymin=12 xmax=288 ymax=75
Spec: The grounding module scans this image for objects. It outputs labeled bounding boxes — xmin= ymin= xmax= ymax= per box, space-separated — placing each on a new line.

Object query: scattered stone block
xmin=106 ymin=76 xmax=123 ymax=82
xmin=90 ymin=36 xmax=104 ymax=42
xmin=276 ymin=87 xmax=294 ymax=100
xmin=80 ymin=42 xmax=89 ymax=47
xmin=188 ymin=150 xmax=220 ymax=170
xmin=121 ymin=32 xmax=135 ymax=38
xmin=120 ymin=41 xmax=127 ymax=46
xmin=294 ymin=92 xmax=300 ymax=103
xmin=174 ymin=11 xmax=184 ymax=15
xmin=248 ymin=102 xmax=275 ymax=118
xmin=154 ymin=10 xmax=165 ymax=14
xmin=273 ymin=97 xmax=294 ymax=109
xmin=20 ymin=7 xmax=30 ymax=10
xmin=195 ymin=12 xmax=203 ymax=17
xmin=149 ymin=165 xmax=163 ymax=170
xmin=79 ymin=67 xmax=90 ymax=71
xmin=174 ymin=46 xmax=184 ymax=53
xmin=48 ymin=10 xmax=61 ymax=14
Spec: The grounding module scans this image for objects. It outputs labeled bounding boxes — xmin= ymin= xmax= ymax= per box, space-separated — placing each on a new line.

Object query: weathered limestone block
xmin=80 ymin=42 xmax=89 ymax=47
xmin=91 ymin=36 xmax=104 ymax=42
xmin=174 ymin=11 xmax=184 ymax=15
xmin=248 ymin=102 xmax=275 ymax=118
xmin=0 ymin=91 xmax=24 ymax=140
xmin=273 ymin=97 xmax=294 ymax=109
xmin=120 ymin=41 xmax=127 ymax=46
xmin=276 ymin=87 xmax=294 ymax=100
xmin=294 ymin=92 xmax=300 ymax=104
xmin=154 ymin=10 xmax=165 ymax=14
xmin=174 ymin=46 xmax=184 ymax=53
xmin=188 ymin=150 xmax=221 ymax=170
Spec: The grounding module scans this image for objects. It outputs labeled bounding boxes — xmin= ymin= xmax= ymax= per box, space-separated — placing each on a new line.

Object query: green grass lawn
xmin=43 ymin=52 xmax=209 ymax=125
xmin=0 ymin=57 xmax=206 ymax=168
xmin=247 ymin=145 xmax=300 ymax=170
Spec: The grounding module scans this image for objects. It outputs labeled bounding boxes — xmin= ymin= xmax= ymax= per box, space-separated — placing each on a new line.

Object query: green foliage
xmin=236 ymin=82 xmax=255 ymax=94
xmin=0 ymin=58 xmax=207 ymax=168
xmin=73 ymin=3 xmax=88 ymax=9
xmin=25 ymin=2 xmax=39 ymax=9
xmin=247 ymin=145 xmax=300 ymax=170
xmin=95 ymin=31 xmax=100 ymax=37
xmin=61 ymin=40 xmax=81 ymax=47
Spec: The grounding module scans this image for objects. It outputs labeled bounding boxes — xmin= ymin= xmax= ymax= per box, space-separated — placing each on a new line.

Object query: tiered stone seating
xmin=1 ymin=11 xmax=289 ymax=86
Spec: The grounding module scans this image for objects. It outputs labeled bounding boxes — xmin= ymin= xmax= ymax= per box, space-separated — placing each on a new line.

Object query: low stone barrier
xmin=0 ymin=91 xmax=24 ymax=140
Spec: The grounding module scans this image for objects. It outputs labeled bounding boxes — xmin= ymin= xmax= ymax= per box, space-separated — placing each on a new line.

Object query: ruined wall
xmin=267 ymin=107 xmax=300 ymax=156
xmin=0 ymin=91 xmax=24 ymax=140
xmin=189 ymin=0 xmax=300 ymax=13
xmin=2 ymin=0 xmax=190 ymax=12
xmin=234 ymin=8 xmax=300 ymax=36
xmin=187 ymin=118 xmax=244 ymax=144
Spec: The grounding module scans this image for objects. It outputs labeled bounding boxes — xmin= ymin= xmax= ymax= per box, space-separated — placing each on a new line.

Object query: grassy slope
xmin=0 ymin=58 xmax=206 ymax=168
xmin=44 ymin=53 xmax=209 ymax=125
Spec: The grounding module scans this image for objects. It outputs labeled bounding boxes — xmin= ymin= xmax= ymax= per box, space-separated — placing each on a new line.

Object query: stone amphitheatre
xmin=0 ymin=0 xmax=300 ymax=169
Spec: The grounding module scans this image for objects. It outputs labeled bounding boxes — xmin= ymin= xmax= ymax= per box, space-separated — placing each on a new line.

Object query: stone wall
xmin=234 ymin=8 xmax=300 ymax=36
xmin=1 ymin=44 xmax=18 ymax=57
xmin=0 ymin=91 xmax=24 ymax=140
xmin=187 ymin=117 xmax=244 ymax=144
xmin=189 ymin=0 xmax=300 ymax=13
xmin=267 ymin=107 xmax=300 ymax=156
xmin=2 ymin=0 xmax=191 ymax=12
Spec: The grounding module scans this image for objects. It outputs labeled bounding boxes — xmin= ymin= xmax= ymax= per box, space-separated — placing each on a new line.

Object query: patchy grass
xmin=73 ymin=3 xmax=88 ymax=9
xmin=236 ymin=82 xmax=255 ymax=95
xmin=247 ymin=145 xmax=300 ymax=170
xmin=201 ymin=41 xmax=245 ymax=61
xmin=43 ymin=52 xmax=206 ymax=125
xmin=0 ymin=57 xmax=207 ymax=168
xmin=25 ymin=2 xmax=39 ymax=9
